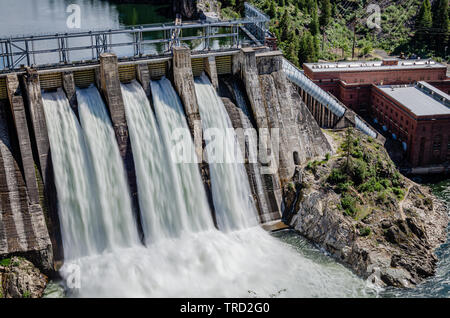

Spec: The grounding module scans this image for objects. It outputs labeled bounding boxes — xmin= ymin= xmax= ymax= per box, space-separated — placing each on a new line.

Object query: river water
xmin=1 ymin=0 xmax=448 ymax=298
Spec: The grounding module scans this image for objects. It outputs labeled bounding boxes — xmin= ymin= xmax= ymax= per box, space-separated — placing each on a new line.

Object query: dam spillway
xmin=0 ymin=43 xmax=377 ymax=297
xmin=195 ymin=74 xmax=258 ymax=231
xmin=42 ymin=89 xmax=103 ymax=259
xmin=76 ymin=86 xmax=140 ymax=248
xmin=43 ymin=64 xmax=367 ymax=297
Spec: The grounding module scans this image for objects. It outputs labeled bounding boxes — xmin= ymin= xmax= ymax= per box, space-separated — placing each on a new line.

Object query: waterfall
xmin=194 ymin=74 xmax=258 ymax=231
xmin=121 ymin=80 xmax=205 ymax=242
xmin=150 ymin=77 xmax=213 ymax=232
xmin=76 ymin=86 xmax=140 ymax=248
xmin=44 ymin=81 xmax=370 ymax=298
xmin=42 ymin=89 xmax=104 ymax=259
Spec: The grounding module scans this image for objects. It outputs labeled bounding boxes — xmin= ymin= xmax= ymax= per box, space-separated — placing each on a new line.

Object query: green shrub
xmin=341 ymin=194 xmax=358 ymax=217
xmin=392 ymin=187 xmax=405 ymax=199
xmin=0 ymin=258 xmax=11 ymax=267
xmin=22 ymin=290 xmax=31 ymax=298
xmin=359 ymin=227 xmax=371 ymax=237
xmin=325 ymin=153 xmax=331 ymax=161
xmin=350 ymin=159 xmax=369 ymax=185
xmin=424 ymin=197 xmax=433 ymax=207
xmin=287 ymin=182 xmax=295 ymax=191
xmin=351 ymin=147 xmax=364 ymax=159
xmin=358 ymin=177 xmax=376 ymax=193
xmin=306 ymin=160 xmax=320 ymax=172
xmin=379 ymin=178 xmax=391 ymax=189
xmin=336 ymin=181 xmax=353 ymax=193
xmin=328 ymin=168 xmax=347 ymax=184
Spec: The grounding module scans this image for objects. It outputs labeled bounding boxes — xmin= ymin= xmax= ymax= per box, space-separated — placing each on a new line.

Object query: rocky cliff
xmin=285 ymin=129 xmax=448 ymax=288
xmin=0 ymin=256 xmax=48 ymax=298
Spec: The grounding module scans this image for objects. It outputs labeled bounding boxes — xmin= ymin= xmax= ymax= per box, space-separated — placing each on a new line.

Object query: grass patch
xmin=0 ymin=258 xmax=11 ymax=267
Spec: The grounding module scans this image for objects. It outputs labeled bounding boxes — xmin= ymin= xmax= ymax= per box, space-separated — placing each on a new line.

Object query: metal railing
xmin=0 ymin=3 xmax=270 ymax=72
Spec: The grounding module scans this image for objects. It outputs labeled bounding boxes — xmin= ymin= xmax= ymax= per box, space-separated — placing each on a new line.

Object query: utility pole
xmin=352 ymin=26 xmax=356 ymax=60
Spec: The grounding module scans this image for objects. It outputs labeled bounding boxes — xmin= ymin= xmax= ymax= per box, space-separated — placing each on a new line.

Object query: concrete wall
xmin=171 ymin=46 xmax=216 ymax=226
xmin=98 ymin=53 xmax=142 ymax=236
xmin=21 ymin=68 xmax=62 ymax=264
xmin=219 ymin=77 xmax=282 ymax=223
xmin=0 ymin=96 xmax=53 ymax=272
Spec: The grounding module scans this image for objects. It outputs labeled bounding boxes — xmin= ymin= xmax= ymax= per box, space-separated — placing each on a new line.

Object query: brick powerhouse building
xmin=303 ymin=59 xmax=448 ymax=115
xmin=372 ymin=82 xmax=450 ymax=167
xmin=303 ymin=59 xmax=450 ymax=168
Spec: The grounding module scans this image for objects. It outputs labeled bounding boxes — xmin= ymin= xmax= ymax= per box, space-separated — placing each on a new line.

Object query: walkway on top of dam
xmin=0 ymin=3 xmax=270 ymax=73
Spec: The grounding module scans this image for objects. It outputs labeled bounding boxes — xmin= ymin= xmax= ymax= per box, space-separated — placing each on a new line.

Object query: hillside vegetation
xmin=220 ymin=0 xmax=449 ymax=66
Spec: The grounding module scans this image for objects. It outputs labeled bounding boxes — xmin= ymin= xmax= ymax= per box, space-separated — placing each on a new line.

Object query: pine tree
xmin=279 ymin=8 xmax=292 ymax=41
xmin=416 ymin=0 xmax=432 ymax=29
xmin=415 ymin=0 xmax=433 ymax=50
xmin=310 ymin=1 xmax=320 ymax=36
xmin=319 ymin=0 xmax=332 ymax=28
xmin=432 ymin=0 xmax=449 ymax=56
xmin=298 ymin=30 xmax=318 ymax=65
xmin=268 ymin=0 xmax=277 ymax=18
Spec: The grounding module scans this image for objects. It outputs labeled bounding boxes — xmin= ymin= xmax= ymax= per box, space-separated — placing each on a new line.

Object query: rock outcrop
xmin=286 ymin=129 xmax=448 ymax=288
xmin=0 ymin=256 xmax=48 ymax=298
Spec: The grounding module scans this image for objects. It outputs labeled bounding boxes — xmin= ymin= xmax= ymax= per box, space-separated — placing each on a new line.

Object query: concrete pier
xmin=136 ymin=64 xmax=151 ymax=97
xmin=204 ymin=56 xmax=219 ymax=90
xmin=172 ymin=46 xmax=217 ymax=226
xmin=62 ymin=71 xmax=79 ymax=117
xmin=5 ymin=74 xmax=40 ymax=205
xmin=0 ymin=100 xmax=53 ymax=271
xmin=21 ymin=68 xmax=62 ymax=263
xmin=98 ymin=53 xmax=142 ymax=237
xmin=172 ymin=46 xmax=202 ymax=158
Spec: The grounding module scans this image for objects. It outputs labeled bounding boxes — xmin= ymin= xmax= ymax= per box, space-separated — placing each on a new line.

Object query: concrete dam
xmin=0 ymin=6 xmax=380 ymax=296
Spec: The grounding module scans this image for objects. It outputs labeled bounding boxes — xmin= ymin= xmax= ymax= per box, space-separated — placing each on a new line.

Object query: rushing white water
xmin=121 ymin=80 xmax=202 ymax=242
xmin=150 ymin=77 xmax=213 ymax=232
xmin=42 ymin=89 xmax=103 ymax=259
xmin=76 ymin=86 xmax=140 ymax=248
xmin=194 ymin=74 xmax=258 ymax=231
xmin=46 ymin=81 xmax=372 ymax=298
xmin=64 ymin=227 xmax=371 ymax=297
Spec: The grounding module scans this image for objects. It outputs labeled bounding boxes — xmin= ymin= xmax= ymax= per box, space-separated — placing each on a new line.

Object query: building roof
xmin=376 ymin=82 xmax=450 ymax=117
xmin=304 ymin=59 xmax=446 ymax=73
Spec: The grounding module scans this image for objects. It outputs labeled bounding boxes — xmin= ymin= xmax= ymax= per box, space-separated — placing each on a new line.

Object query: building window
xmin=433 ymin=135 xmax=442 ymax=161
